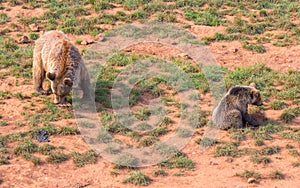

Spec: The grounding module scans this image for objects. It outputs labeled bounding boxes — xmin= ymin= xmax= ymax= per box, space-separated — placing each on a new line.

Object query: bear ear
xmin=250 ymin=89 xmax=259 ymax=99
xmin=47 ymin=72 xmax=56 ymax=81
xmin=63 ymin=78 xmax=73 ymax=87
xmin=249 ymin=82 xmax=256 ymax=88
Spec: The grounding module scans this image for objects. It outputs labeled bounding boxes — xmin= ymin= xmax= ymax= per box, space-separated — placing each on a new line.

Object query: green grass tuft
xmin=0 ymin=121 xmax=8 ymax=126
xmin=14 ymin=139 xmax=39 ymax=156
xmin=196 ymin=137 xmax=218 ymax=147
xmin=250 ymin=155 xmax=271 ymax=164
xmin=269 ymin=170 xmax=284 ymax=179
xmin=71 ymin=150 xmax=98 ymax=167
xmin=214 ymin=142 xmax=245 ymax=158
xmin=123 ymin=171 xmax=152 ymax=186
xmin=0 ymin=156 xmax=9 ymax=165
xmin=29 ymin=33 xmax=39 ymax=40
xmin=242 ymin=41 xmax=266 ymax=53
xmin=57 ymin=126 xmax=79 ymax=135
xmin=152 ymin=169 xmax=167 ymax=177
xmin=270 ymin=100 xmax=288 ymax=110
xmin=46 ymin=151 xmax=69 ymax=164
xmin=37 ymin=144 xmax=55 ymax=155
xmin=159 ymin=153 xmax=194 ymax=170
xmin=260 ymin=146 xmax=280 ymax=155
xmin=139 ymin=136 xmax=159 ymax=147
xmin=235 ymin=170 xmax=261 ymax=179
xmin=280 ymin=107 xmax=300 ymax=123
xmin=114 ymin=153 xmax=139 ymax=168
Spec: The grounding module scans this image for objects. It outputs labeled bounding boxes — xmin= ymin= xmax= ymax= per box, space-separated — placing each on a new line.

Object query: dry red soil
xmin=0 ymin=4 xmax=300 ymax=188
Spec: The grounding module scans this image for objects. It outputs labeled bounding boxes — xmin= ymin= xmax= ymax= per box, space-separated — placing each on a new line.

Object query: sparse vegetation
xmin=0 ymin=156 xmax=9 ymax=165
xmin=152 ymin=169 xmax=167 ymax=177
xmin=0 ymin=121 xmax=8 ymax=126
xmin=114 ymin=153 xmax=139 ymax=168
xmin=46 ymin=151 xmax=69 ymax=164
xmin=174 ymin=172 xmax=184 ymax=176
xmin=0 ymin=13 xmax=10 ymax=24
xmin=235 ymin=170 xmax=261 ymax=179
xmin=14 ymin=139 xmax=39 ymax=156
xmin=57 ymin=126 xmax=79 ymax=136
xmin=37 ymin=144 xmax=55 ymax=155
xmin=280 ymin=107 xmax=300 ymax=123
xmin=242 ymin=41 xmax=266 ymax=53
xmin=29 ymin=33 xmax=39 ymax=40
xmin=196 ymin=137 xmax=218 ymax=147
xmin=250 ymin=155 xmax=271 ymax=164
xmin=260 ymin=146 xmax=281 ymax=155
xmin=159 ymin=153 xmax=195 ymax=170
xmin=0 ymin=0 xmax=300 ymax=186
xmin=270 ymin=100 xmax=288 ymax=110
xmin=71 ymin=150 xmax=98 ymax=167
xmin=123 ymin=171 xmax=152 ymax=186
xmin=139 ymin=136 xmax=159 ymax=147
xmin=214 ymin=142 xmax=245 ymax=158
xmin=269 ymin=170 xmax=284 ymax=179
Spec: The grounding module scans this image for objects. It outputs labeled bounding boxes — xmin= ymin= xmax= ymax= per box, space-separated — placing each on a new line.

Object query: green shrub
xmin=280 ymin=107 xmax=300 ymax=123
xmin=46 ymin=151 xmax=69 ymax=164
xmin=71 ymin=150 xmax=98 ymax=167
xmin=270 ymin=100 xmax=288 ymax=110
xmin=269 ymin=170 xmax=284 ymax=179
xmin=0 ymin=13 xmax=11 ymax=24
xmin=123 ymin=171 xmax=152 ymax=186
xmin=235 ymin=170 xmax=261 ymax=179
xmin=29 ymin=33 xmax=39 ymax=40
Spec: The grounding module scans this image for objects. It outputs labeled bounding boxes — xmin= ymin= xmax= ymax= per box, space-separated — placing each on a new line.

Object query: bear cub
xmin=212 ymin=83 xmax=263 ymax=130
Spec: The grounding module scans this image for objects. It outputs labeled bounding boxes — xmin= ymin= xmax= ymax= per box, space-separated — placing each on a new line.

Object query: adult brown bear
xmin=32 ymin=31 xmax=91 ymax=106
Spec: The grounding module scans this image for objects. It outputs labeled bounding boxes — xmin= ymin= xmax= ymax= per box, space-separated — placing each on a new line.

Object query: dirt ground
xmin=0 ymin=2 xmax=300 ymax=188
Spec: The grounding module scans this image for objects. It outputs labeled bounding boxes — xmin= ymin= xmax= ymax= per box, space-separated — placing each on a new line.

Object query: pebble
xmin=29 ymin=23 xmax=39 ymax=32
xmin=247 ymin=177 xmax=256 ymax=184
xmin=229 ymin=46 xmax=238 ymax=53
xmin=17 ymin=36 xmax=30 ymax=44
xmin=177 ymin=53 xmax=192 ymax=60
xmin=80 ymin=39 xmax=95 ymax=45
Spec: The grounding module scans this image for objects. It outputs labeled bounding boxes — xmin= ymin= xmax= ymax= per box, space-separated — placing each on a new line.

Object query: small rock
xmin=81 ymin=40 xmax=88 ymax=45
xmin=17 ymin=36 xmax=30 ymax=44
xmin=229 ymin=46 xmax=238 ymax=53
xmin=96 ymin=34 xmax=106 ymax=42
xmin=80 ymin=39 xmax=95 ymax=45
xmin=98 ymin=37 xmax=106 ymax=42
xmin=87 ymin=39 xmax=94 ymax=44
xmin=247 ymin=177 xmax=256 ymax=184
xmin=29 ymin=23 xmax=39 ymax=32
xmin=209 ymin=160 xmax=218 ymax=165
xmin=177 ymin=53 xmax=192 ymax=60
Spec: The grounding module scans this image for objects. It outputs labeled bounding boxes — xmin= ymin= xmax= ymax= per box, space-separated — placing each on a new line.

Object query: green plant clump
xmin=123 ymin=171 xmax=152 ymax=186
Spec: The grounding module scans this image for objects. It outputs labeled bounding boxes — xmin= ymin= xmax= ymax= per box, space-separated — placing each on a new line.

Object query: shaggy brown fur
xmin=212 ymin=83 xmax=263 ymax=130
xmin=32 ymin=31 xmax=90 ymax=105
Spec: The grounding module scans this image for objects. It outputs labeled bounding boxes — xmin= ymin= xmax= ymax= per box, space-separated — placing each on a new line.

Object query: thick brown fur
xmin=212 ymin=83 xmax=263 ymax=130
xmin=32 ymin=30 xmax=91 ymax=105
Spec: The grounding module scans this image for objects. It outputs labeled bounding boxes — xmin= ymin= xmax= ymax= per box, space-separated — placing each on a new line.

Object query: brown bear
xmin=212 ymin=83 xmax=263 ymax=129
xmin=32 ymin=31 xmax=91 ymax=106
